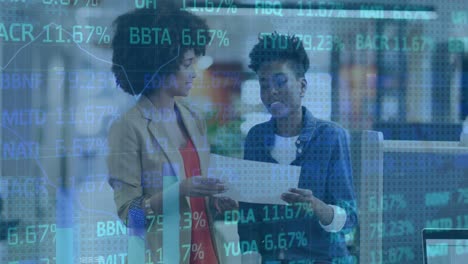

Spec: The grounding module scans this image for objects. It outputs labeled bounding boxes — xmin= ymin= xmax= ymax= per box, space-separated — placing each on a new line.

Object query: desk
xmin=381 ymin=140 xmax=468 ymax=263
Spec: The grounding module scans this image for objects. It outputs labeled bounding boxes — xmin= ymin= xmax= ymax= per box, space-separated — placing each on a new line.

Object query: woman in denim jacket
xmin=238 ymin=33 xmax=358 ymax=264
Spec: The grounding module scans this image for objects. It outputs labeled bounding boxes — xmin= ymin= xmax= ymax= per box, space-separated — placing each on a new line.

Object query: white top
xmin=271 ymin=135 xmax=299 ymax=165
xmin=271 ymin=134 xmax=347 ymax=233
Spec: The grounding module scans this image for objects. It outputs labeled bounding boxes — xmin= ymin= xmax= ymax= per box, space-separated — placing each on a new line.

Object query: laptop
xmin=423 ymin=228 xmax=468 ymax=264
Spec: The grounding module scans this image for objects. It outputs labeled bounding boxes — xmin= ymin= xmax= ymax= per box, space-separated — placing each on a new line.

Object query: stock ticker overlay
xmin=1 ymin=0 xmax=468 ymax=264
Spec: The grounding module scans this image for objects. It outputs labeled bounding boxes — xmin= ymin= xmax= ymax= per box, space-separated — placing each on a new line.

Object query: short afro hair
xmin=111 ymin=7 xmax=209 ymax=95
xmin=248 ymin=32 xmax=310 ymax=78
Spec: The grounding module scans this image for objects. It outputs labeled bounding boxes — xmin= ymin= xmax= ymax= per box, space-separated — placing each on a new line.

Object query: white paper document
xmin=208 ymin=154 xmax=301 ymax=204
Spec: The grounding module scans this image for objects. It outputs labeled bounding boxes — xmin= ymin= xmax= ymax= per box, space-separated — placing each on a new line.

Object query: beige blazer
xmin=107 ymin=96 xmax=238 ymax=264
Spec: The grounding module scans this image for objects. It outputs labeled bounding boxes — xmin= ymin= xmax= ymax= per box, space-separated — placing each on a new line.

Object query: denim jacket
xmin=238 ymin=107 xmax=358 ymax=263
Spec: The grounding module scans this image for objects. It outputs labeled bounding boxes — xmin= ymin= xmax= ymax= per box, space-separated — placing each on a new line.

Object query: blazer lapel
xmin=136 ymin=96 xmax=188 ymax=191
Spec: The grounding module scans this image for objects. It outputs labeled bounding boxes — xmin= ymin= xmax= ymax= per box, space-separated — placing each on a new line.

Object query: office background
xmin=0 ymin=0 xmax=467 ymax=263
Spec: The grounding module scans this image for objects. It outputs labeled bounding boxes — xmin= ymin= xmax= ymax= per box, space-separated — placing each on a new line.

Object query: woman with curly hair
xmin=107 ymin=5 xmax=237 ymax=264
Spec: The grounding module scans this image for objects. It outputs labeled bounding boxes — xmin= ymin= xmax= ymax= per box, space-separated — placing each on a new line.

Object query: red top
xmin=179 ymin=139 xmax=218 ymax=264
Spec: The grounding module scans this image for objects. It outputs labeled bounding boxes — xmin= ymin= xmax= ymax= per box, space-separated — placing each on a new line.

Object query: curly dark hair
xmin=111 ymin=6 xmax=209 ymax=95
xmin=248 ymin=32 xmax=310 ymax=78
